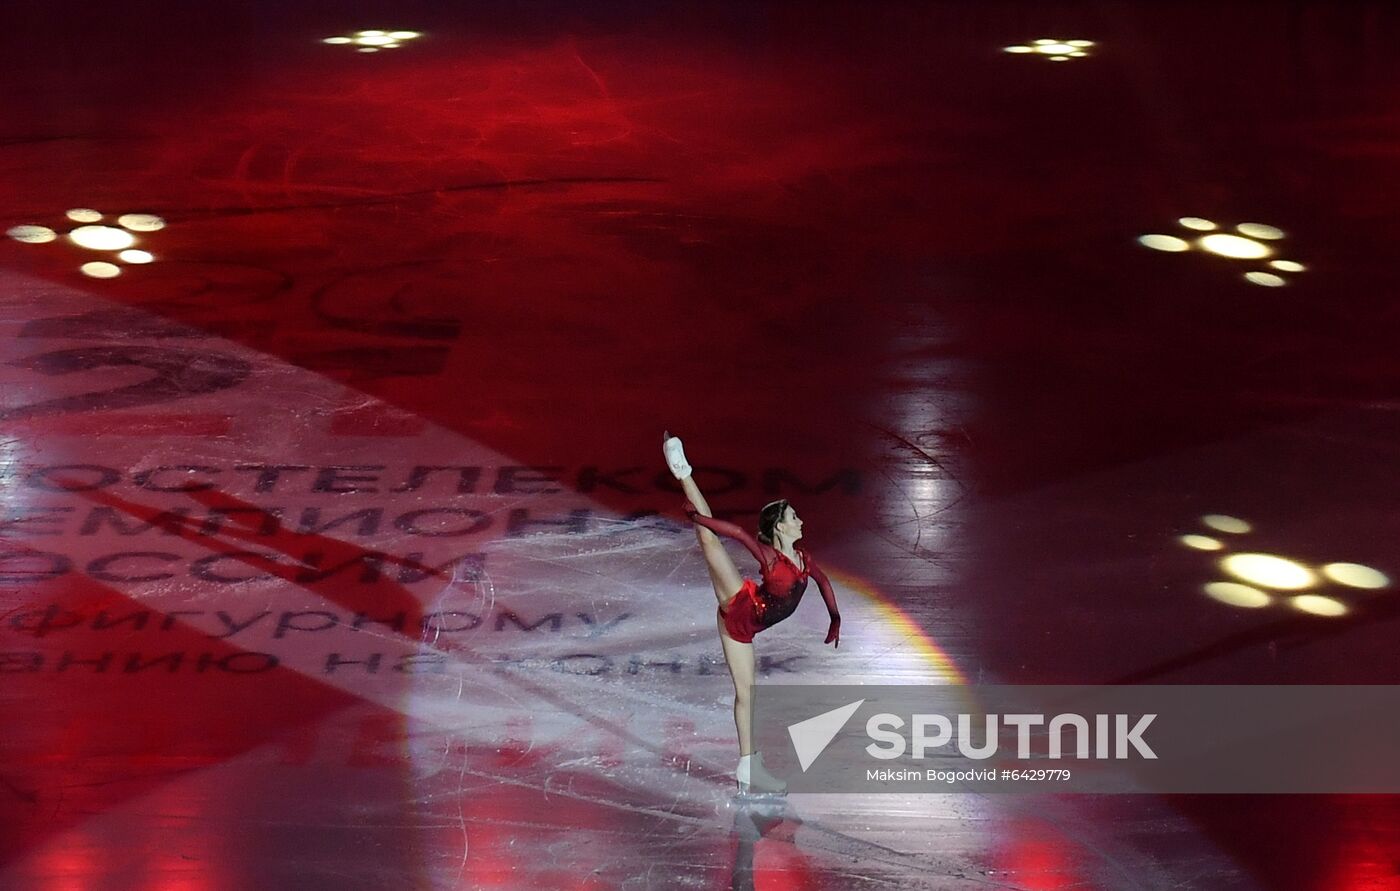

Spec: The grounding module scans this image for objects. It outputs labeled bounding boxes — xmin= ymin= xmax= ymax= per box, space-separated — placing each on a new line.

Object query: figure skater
xmin=662 ymin=432 xmax=841 ymax=795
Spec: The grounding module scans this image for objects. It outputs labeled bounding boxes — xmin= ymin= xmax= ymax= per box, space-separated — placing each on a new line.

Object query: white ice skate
xmin=662 ymin=430 xmax=693 ymax=480
xmin=736 ymin=751 xmax=787 ymax=797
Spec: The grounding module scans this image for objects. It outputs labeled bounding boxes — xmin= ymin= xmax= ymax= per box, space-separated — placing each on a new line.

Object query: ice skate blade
xmin=729 ymin=795 xmax=788 ymax=819
xmin=735 ymin=785 xmax=787 ymax=799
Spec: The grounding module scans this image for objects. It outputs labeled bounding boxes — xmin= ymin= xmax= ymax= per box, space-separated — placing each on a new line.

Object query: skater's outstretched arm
xmin=807 ymin=559 xmax=841 ymax=648
xmin=685 ymin=504 xmax=767 ymax=564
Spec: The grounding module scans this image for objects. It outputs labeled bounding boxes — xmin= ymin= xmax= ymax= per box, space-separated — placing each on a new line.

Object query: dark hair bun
xmin=757 ymin=499 xmax=789 ymax=545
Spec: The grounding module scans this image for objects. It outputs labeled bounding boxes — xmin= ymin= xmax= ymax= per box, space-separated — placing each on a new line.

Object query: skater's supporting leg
xmin=717 ymin=611 xmax=756 ymax=755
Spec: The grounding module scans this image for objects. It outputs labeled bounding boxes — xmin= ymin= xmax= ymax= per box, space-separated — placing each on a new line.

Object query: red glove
xmin=825 ymin=614 xmax=841 ymax=648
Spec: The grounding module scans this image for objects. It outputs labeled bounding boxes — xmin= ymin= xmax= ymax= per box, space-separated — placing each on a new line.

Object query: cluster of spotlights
xmin=1180 ymin=514 xmax=1388 ymax=617
xmin=1004 ymin=39 xmax=1094 ymax=61
xmin=999 ymin=42 xmax=1310 ymax=286
xmin=323 ymin=30 xmax=422 ymax=53
xmin=7 ymin=209 xmax=165 ymax=279
xmin=1139 ymin=218 xmax=1305 ymax=286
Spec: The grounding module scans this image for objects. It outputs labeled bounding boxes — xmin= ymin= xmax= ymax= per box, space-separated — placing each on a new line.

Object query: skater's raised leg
xmin=666 ymin=432 xmax=744 ymax=606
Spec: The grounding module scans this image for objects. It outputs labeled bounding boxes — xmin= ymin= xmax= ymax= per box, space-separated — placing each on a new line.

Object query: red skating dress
xmin=687 ymin=511 xmax=840 ymax=644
